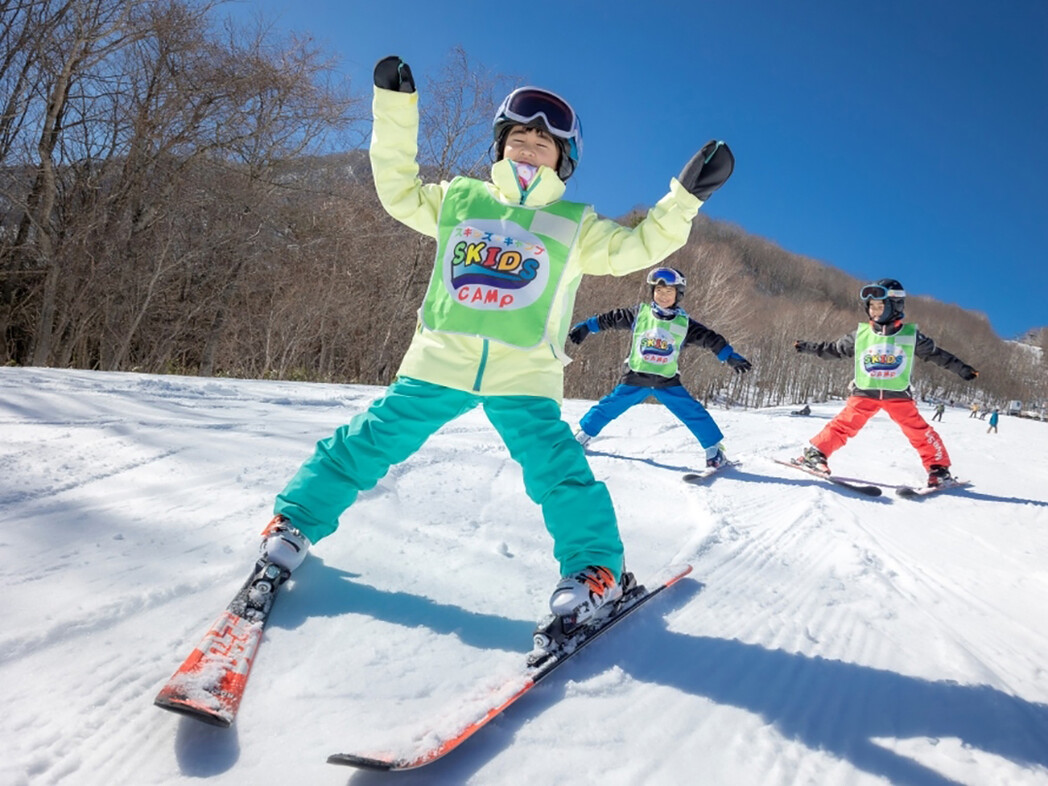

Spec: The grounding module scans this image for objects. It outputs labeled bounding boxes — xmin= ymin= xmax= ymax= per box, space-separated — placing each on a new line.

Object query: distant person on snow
xmin=987 ymin=408 xmax=999 ymax=434
xmin=256 ymin=56 xmax=735 ymax=628
xmin=792 ymin=278 xmax=979 ymax=488
xmin=792 ymin=403 xmax=812 ymax=416
xmin=931 ymin=402 xmax=945 ymax=422
xmin=568 ymin=267 xmax=751 ymax=468
xmin=969 ymin=402 xmax=980 ymax=418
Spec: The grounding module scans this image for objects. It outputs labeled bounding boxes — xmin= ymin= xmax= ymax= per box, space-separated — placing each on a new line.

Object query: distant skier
xmin=969 ymin=402 xmax=980 ymax=418
xmin=792 ymin=278 xmax=979 ymax=487
xmin=568 ymin=267 xmax=751 ymax=468
xmin=256 ymin=56 xmax=736 ymax=629
xmin=931 ymin=402 xmax=945 ymax=422
xmin=791 ymin=403 xmax=812 ymax=416
xmin=987 ymin=408 xmax=999 ymax=434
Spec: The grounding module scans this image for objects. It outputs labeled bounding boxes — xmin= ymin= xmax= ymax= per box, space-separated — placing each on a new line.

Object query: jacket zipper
xmin=472 ymin=339 xmax=489 ymax=392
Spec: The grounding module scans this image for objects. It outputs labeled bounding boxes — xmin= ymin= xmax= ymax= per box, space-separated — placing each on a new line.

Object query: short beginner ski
xmin=896 ymin=479 xmax=971 ymax=499
xmin=326 ymin=563 xmax=694 ymax=771
xmin=774 ymin=458 xmax=882 ymax=497
xmin=154 ymin=557 xmax=288 ymax=727
xmin=683 ymin=460 xmax=740 ymax=484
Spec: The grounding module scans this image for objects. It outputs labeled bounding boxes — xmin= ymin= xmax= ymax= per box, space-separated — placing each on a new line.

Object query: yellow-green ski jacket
xmin=369 ymin=86 xmax=703 ymax=403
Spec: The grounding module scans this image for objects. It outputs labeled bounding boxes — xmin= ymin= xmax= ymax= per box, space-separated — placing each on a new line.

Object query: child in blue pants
xmin=570 ymin=268 xmax=751 ymax=467
xmin=260 ymin=56 xmax=735 ymax=625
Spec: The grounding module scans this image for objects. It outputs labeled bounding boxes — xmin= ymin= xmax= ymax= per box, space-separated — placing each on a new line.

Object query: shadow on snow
xmin=199 ymin=568 xmax=1047 ymax=786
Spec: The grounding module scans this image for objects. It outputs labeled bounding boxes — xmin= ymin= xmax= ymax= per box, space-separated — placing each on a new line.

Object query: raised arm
xmin=369 ymin=56 xmax=446 ymax=238
xmin=574 ymin=142 xmax=734 ymax=277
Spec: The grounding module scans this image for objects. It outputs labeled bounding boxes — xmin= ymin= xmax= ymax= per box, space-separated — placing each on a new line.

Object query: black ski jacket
xmin=795 ymin=320 xmax=977 ymax=400
xmin=588 ymin=305 xmax=731 ymax=389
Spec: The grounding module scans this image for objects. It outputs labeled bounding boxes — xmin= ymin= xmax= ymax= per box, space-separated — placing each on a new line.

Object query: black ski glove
xmin=373 ymin=55 xmax=415 ymax=93
xmin=725 ymin=352 xmax=752 ymax=374
xmin=568 ymin=323 xmax=590 ymax=345
xmin=677 ymin=140 xmax=735 ymax=201
xmin=959 ymin=366 xmax=979 ymax=381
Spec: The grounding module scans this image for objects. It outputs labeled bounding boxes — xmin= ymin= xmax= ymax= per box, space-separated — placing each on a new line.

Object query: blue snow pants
xmin=579 ymin=384 xmax=724 ymax=448
xmin=275 ymin=376 xmax=623 ymax=579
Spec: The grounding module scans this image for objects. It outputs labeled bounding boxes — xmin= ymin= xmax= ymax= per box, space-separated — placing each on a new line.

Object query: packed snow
xmin=1 ymin=366 xmax=1046 ymax=786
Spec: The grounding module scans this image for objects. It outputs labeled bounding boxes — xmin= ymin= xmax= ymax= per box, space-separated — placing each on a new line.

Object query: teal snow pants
xmin=274 ymin=376 xmax=623 ymax=579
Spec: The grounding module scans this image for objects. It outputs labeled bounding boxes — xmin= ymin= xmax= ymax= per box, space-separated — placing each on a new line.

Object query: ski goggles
xmin=647 ymin=268 xmax=687 ymax=287
xmin=498 ymin=87 xmax=581 ymax=143
xmin=860 ymin=284 xmax=905 ymax=301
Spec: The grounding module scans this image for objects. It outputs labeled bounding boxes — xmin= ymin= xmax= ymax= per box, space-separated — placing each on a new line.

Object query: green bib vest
xmin=420 ymin=177 xmax=587 ymax=349
xmin=628 ymin=304 xmax=689 ymax=377
xmin=854 ymin=323 xmax=917 ymax=391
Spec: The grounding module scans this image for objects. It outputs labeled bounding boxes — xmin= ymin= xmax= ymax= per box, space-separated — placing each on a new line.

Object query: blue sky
xmin=227 ymin=0 xmax=1047 ymax=339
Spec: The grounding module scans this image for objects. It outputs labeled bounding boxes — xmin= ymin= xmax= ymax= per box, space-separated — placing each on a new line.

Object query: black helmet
xmin=859 ymin=278 xmax=905 ymax=325
xmin=647 ymin=267 xmax=687 ymax=306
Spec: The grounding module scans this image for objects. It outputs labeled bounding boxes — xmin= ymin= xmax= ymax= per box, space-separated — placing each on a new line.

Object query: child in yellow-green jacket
xmin=260 ymin=55 xmax=734 ymax=626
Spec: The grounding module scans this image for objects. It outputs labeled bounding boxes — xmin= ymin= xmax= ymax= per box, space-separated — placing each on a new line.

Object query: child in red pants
xmin=793 ymin=278 xmax=979 ymax=487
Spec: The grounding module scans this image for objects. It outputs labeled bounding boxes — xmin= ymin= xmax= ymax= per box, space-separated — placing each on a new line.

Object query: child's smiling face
xmin=653 ymin=284 xmax=678 ymax=309
xmin=501 ymin=125 xmax=561 ymax=172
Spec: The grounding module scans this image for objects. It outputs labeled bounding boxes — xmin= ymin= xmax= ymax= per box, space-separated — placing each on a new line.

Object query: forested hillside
xmin=2 ymin=1 xmax=1044 ymax=409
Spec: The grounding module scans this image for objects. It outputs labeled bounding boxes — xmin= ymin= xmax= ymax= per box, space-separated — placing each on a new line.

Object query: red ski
xmin=154 ymin=559 xmax=287 ymax=727
xmin=327 ymin=563 xmax=693 ymax=771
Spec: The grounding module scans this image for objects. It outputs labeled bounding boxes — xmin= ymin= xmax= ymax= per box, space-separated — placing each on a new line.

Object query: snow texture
xmin=1 ymin=367 xmax=1046 ymax=785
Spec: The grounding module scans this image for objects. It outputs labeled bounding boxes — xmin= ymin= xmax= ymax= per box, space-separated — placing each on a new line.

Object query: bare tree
xmin=0 ymin=22 xmax=1042 ymax=408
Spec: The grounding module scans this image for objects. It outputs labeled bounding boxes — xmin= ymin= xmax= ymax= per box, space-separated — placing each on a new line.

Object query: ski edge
xmin=326 ymin=563 xmax=693 ymax=771
xmin=773 ymin=458 xmax=882 ymax=497
xmin=326 ymin=675 xmax=537 ymax=771
xmin=325 ymin=753 xmax=394 ymax=770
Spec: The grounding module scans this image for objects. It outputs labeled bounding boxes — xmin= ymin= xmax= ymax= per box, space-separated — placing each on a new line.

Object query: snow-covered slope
xmin=1 ymin=367 xmax=1046 ymax=786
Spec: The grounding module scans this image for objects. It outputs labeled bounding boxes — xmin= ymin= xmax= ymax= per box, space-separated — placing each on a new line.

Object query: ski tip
xmin=154 ymin=696 xmax=233 ymax=727
xmin=682 ymin=461 xmax=738 ymax=483
xmin=664 ymin=564 xmax=693 ymax=585
xmin=853 ymin=484 xmax=883 ymax=497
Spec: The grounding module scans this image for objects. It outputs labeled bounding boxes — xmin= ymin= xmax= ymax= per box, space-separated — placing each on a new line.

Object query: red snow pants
xmin=810 ymin=396 xmax=951 ymax=471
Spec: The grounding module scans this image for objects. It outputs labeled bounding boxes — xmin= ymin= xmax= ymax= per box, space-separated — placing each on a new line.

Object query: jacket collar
xmin=868 ymin=319 xmax=905 ymax=336
xmin=490 ymin=159 xmax=567 ymax=205
xmin=650 ymin=302 xmax=681 ymax=319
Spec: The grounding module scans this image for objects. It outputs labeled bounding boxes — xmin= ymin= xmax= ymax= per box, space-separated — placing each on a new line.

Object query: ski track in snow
xmin=1 ymin=367 xmax=1047 ymax=786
